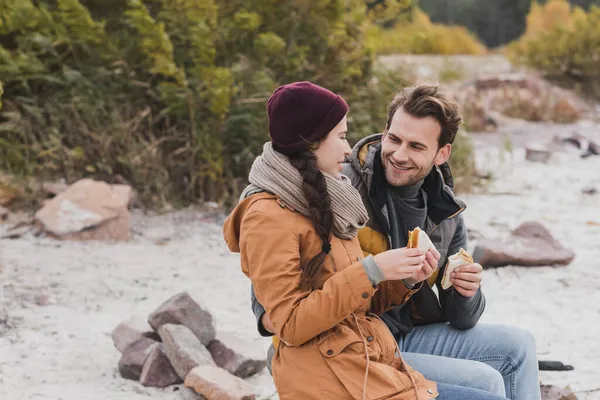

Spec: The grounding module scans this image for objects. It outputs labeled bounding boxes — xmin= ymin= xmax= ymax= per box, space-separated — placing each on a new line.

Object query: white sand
xmin=0 ymin=120 xmax=599 ymax=400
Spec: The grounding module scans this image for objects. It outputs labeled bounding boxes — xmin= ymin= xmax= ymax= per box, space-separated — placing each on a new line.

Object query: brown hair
xmin=386 ymin=83 xmax=462 ymax=147
xmin=288 ymin=149 xmax=333 ymax=290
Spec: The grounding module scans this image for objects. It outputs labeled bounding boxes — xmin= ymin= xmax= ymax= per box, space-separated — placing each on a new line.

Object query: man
xmin=250 ymin=83 xmax=540 ymax=400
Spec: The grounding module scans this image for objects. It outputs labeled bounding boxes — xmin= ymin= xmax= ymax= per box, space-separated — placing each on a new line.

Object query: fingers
xmin=454 ymin=285 xmax=479 ymax=297
xmin=429 ymin=247 xmax=441 ymax=261
xmin=451 ymin=263 xmax=482 ymax=297
xmin=451 ymin=270 xmax=482 ymax=283
xmin=390 ymin=264 xmax=423 ymax=281
xmin=261 ymin=314 xmax=275 ymax=334
xmin=425 ymin=252 xmax=437 ymax=268
xmin=452 ymin=278 xmax=480 ymax=291
xmin=405 ymin=248 xmax=424 ymax=257
xmin=405 ymin=253 xmax=426 ymax=266
xmin=455 ymin=263 xmax=483 ymax=273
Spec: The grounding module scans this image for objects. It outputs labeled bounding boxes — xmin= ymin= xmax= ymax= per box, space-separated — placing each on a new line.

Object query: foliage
xmin=0 ymin=0 xmax=481 ymax=207
xmin=373 ymin=8 xmax=486 ymax=55
xmin=508 ymin=1 xmax=600 ymax=98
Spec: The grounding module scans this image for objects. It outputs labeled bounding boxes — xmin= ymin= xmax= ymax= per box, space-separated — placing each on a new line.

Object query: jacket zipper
xmin=427 ymin=207 xmax=465 ymax=235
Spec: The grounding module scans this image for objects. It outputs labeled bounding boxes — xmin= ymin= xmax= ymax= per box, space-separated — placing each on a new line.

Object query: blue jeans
xmin=437 ymin=383 xmax=509 ymax=400
xmin=399 ymin=323 xmax=541 ymax=400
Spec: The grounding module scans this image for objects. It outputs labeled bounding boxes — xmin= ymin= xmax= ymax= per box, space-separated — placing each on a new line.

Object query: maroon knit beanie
xmin=266 ymin=81 xmax=349 ymax=155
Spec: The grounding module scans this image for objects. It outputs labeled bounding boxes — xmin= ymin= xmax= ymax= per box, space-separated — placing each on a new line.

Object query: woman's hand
xmin=373 ymin=248 xmax=425 ymax=281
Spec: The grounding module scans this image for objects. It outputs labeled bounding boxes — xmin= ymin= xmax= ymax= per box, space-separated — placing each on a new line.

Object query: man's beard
xmin=384 ymin=160 xmax=434 ymax=188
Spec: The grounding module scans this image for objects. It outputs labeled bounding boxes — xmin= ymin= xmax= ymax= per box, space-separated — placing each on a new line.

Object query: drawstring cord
xmin=370 ymin=313 xmax=422 ymax=400
xmin=352 ymin=313 xmax=370 ymax=400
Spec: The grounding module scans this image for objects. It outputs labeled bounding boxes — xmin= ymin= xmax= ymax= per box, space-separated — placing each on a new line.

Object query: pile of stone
xmin=111 ymin=292 xmax=266 ymax=399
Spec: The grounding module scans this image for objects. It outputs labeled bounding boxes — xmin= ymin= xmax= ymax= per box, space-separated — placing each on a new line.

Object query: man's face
xmin=380 ymin=107 xmax=451 ymax=187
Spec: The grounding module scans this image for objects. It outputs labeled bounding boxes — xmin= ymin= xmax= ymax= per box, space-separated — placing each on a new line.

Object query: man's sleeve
xmin=251 ymin=284 xmax=274 ymax=337
xmin=437 ymin=214 xmax=486 ymax=330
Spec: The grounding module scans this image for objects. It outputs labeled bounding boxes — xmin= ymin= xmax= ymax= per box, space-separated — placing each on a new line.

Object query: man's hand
xmin=410 ymin=248 xmax=441 ymax=283
xmin=450 ymin=263 xmax=483 ymax=297
xmin=261 ymin=313 xmax=275 ymax=334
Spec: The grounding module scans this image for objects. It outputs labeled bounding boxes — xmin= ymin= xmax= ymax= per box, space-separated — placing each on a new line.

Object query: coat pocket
xmin=318 ymin=325 xmax=413 ymax=400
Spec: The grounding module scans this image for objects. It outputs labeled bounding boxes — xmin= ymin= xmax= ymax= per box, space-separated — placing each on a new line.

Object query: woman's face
xmin=312 ymin=116 xmax=352 ymax=179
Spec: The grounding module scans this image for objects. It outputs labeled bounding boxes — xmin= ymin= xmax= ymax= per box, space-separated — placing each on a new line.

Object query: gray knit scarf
xmin=248 ymin=142 xmax=368 ymax=240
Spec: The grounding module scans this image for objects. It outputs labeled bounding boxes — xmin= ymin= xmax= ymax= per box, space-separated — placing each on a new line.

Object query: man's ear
xmin=434 ymin=144 xmax=452 ymax=166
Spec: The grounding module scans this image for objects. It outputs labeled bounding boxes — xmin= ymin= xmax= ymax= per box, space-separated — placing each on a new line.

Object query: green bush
xmin=0 ymin=0 xmax=479 ymax=207
xmin=0 ymin=0 xmax=378 ymax=206
xmin=508 ymin=2 xmax=600 ymax=98
xmin=374 ymin=9 xmax=487 ymax=55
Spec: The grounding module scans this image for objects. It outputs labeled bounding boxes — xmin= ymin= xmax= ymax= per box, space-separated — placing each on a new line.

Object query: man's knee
xmin=492 ymin=325 xmax=537 ymax=360
xmin=475 ymin=324 xmax=536 ymax=362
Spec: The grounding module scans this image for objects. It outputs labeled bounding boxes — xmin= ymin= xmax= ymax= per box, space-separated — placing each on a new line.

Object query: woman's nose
xmin=344 ymin=141 xmax=352 ymax=155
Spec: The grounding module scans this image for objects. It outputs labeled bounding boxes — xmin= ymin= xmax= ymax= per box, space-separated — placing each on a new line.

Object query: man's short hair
xmin=385 ymin=83 xmax=463 ymax=147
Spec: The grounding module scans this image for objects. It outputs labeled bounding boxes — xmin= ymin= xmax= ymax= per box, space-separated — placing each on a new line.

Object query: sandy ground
xmin=1 ymin=119 xmax=599 ymax=400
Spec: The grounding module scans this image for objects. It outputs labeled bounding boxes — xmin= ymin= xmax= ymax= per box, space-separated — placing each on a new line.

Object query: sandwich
xmin=407 ymin=227 xmax=436 ymax=253
xmin=441 ymin=248 xmax=474 ymax=290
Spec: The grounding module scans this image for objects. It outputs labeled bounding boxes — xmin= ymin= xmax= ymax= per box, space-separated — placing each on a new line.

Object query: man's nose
xmin=391 ymin=145 xmax=410 ymax=163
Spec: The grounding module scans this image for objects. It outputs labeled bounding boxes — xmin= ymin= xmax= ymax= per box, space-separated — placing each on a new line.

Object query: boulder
xmin=158 ymin=324 xmax=215 ymax=380
xmin=148 ymin=292 xmax=215 ymax=346
xmin=34 ymin=178 xmax=132 ymax=241
xmin=207 ymin=333 xmax=266 ymax=378
xmin=185 ymin=365 xmax=256 ymax=400
xmin=139 ymin=344 xmax=182 ymax=388
xmin=473 ymin=221 xmax=575 ymax=268
xmin=118 ymin=337 xmax=159 ymax=381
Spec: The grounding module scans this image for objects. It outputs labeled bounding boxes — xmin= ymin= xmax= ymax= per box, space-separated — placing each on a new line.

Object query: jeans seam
xmin=470 ymin=355 xmax=518 ymax=400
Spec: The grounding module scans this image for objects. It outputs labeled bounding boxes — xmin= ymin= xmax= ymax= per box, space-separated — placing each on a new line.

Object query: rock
xmin=473 ymin=221 xmax=575 ymax=268
xmin=180 ymin=387 xmax=208 ymax=400
xmin=112 ymin=316 xmax=159 ymax=353
xmin=34 ymin=178 xmax=132 ymax=241
xmin=525 ymin=144 xmax=552 ymax=163
xmin=184 ymin=365 xmax=256 ymax=400
xmin=139 ymin=344 xmax=182 ymax=388
xmin=582 ymin=140 xmax=600 ymax=158
xmin=540 ymin=384 xmax=577 ymax=400
xmin=539 ymin=360 xmax=574 ymax=371
xmin=148 ymin=292 xmax=215 ymax=346
xmin=512 ymin=221 xmax=555 ymax=240
xmin=582 ymin=186 xmax=597 ymax=195
xmin=1 ymin=219 xmax=33 ymax=239
xmin=42 ymin=181 xmax=68 ymax=197
xmin=0 ymin=205 xmax=8 ymax=222
xmin=118 ymin=337 xmax=159 ymax=381
xmin=158 ymin=324 xmax=215 ymax=380
xmin=207 ymin=333 xmax=267 ymax=378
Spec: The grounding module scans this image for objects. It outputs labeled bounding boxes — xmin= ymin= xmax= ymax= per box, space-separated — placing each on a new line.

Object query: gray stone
xmin=148 ymin=292 xmax=215 ymax=346
xmin=139 ymin=344 xmax=182 ymax=388
xmin=112 ymin=316 xmax=158 ymax=353
xmin=118 ymin=337 xmax=159 ymax=381
xmin=158 ymin=323 xmax=215 ymax=380
xmin=207 ymin=332 xmax=267 ymax=378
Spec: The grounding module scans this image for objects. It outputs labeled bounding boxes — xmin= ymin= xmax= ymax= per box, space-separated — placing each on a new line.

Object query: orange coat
xmin=223 ymin=193 xmax=438 ymax=400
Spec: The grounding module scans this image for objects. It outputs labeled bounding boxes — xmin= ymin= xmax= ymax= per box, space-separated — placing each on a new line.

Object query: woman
xmin=223 ymin=82 xmax=507 ymax=400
